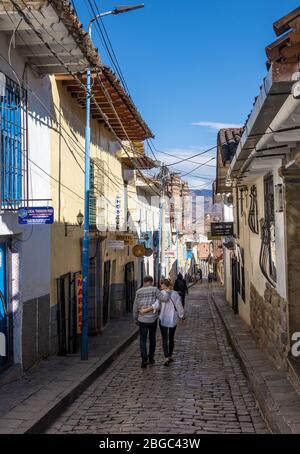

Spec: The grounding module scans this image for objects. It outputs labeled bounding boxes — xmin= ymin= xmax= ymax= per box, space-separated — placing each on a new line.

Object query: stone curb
xmin=211 ymin=289 xmax=300 ymax=434
xmin=17 ymin=327 xmax=139 ymax=434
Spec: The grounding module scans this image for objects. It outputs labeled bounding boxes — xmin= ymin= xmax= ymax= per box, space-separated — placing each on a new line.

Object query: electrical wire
xmin=88 ymin=0 xmax=131 ymax=94
xmin=167 ymin=146 xmax=217 ymax=166
xmin=148 ymin=141 xmax=216 ymax=167
xmin=1 ymin=5 xmax=158 ymax=206
xmin=180 ymin=158 xmax=215 ymax=177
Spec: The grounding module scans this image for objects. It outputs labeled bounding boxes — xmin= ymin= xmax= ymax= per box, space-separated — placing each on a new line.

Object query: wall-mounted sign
xmin=211 ymin=222 xmax=234 ymax=238
xmin=116 ymin=234 xmax=134 ymax=245
xmin=115 ymin=196 xmax=121 ymax=229
xmin=75 ymin=274 xmax=83 ymax=335
xmin=107 ymin=240 xmax=125 ymax=250
xmin=18 ymin=206 xmax=54 ymax=225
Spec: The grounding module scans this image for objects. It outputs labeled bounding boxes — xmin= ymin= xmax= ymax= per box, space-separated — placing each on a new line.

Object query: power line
xmin=0 ymin=54 xmax=149 ymax=212
xmin=167 ymin=146 xmax=217 ymax=166
xmin=84 ymin=0 xmax=130 ymax=93
xmin=180 ymin=158 xmax=215 ymax=177
xmin=10 ymin=0 xmax=160 ymax=198
xmin=148 ymin=141 xmax=215 ymax=167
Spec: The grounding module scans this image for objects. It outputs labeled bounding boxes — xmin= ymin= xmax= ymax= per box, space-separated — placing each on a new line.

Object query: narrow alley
xmin=46 ymin=283 xmax=268 ymax=435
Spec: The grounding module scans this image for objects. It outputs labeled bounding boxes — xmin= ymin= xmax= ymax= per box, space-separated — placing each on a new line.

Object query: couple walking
xmin=133 ymin=275 xmax=185 ymax=369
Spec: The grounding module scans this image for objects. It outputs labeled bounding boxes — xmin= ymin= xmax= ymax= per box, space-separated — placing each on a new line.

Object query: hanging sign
xmin=75 ymin=273 xmax=83 ymax=335
xmin=18 ymin=206 xmax=54 ymax=225
xmin=210 ymin=222 xmax=234 ymax=237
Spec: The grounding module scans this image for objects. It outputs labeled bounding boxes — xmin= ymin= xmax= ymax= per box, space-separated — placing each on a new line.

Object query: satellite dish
xmin=133 ymin=244 xmax=146 ymax=257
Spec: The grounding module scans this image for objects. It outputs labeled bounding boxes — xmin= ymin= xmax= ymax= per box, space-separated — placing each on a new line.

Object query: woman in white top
xmin=140 ymin=278 xmax=185 ymax=366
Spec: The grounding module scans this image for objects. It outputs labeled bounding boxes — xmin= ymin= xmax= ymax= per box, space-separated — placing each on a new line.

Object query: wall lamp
xmin=65 ymin=210 xmax=84 ymax=237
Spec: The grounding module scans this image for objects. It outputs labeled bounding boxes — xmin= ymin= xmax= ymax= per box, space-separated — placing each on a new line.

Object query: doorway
xmin=57 ymin=273 xmax=72 ymax=356
xmin=0 ymin=242 xmax=12 ymax=371
xmin=125 ymin=262 xmax=135 ymax=313
xmin=231 ymin=257 xmax=239 ymax=314
xmin=103 ymin=260 xmax=111 ymax=327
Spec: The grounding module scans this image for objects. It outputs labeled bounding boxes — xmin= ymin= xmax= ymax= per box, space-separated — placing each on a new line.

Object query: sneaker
xmin=168 ymin=357 xmax=174 ymax=363
xmin=149 ymin=359 xmax=155 ymax=366
xmin=164 ymin=359 xmax=170 ymax=367
xmin=141 ymin=361 xmax=148 ymax=369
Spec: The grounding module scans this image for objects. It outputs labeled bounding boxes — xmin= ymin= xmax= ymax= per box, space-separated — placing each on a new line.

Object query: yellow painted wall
xmin=49 ymin=77 xmax=142 ymax=308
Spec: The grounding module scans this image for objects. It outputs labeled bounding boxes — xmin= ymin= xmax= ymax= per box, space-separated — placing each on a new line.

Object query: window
xmin=234 ymin=186 xmax=240 ymax=238
xmin=0 ymin=74 xmax=27 ymax=208
xmin=89 ymin=158 xmax=105 ymax=229
xmin=240 ymin=188 xmax=244 ymax=215
xmin=248 ymin=185 xmax=259 ymax=234
xmin=259 ymin=175 xmax=277 ymax=285
xmin=237 ymin=247 xmax=246 ymax=302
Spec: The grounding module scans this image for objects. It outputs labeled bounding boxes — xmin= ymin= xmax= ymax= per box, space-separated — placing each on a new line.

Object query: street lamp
xmin=81 ymin=4 xmax=145 ymax=361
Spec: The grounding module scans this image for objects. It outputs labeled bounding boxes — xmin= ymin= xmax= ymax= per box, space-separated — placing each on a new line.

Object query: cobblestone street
xmin=46 ymin=284 xmax=269 ymax=434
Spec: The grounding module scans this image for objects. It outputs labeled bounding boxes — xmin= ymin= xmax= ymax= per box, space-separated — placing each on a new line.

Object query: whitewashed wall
xmin=0 ymin=33 xmax=51 ymax=365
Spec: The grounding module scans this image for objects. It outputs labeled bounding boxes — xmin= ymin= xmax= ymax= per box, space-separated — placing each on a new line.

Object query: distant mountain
xmin=191 ymin=189 xmax=212 ymax=198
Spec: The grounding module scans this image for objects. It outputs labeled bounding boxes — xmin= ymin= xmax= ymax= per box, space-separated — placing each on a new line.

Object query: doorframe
xmin=231 ymin=256 xmax=239 ymax=314
xmin=0 ymin=240 xmax=13 ymax=372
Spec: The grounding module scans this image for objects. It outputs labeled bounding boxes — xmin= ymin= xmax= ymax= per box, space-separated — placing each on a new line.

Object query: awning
xmin=0 ymin=0 xmax=100 ymax=74
xmin=56 ymin=66 xmax=154 ymax=142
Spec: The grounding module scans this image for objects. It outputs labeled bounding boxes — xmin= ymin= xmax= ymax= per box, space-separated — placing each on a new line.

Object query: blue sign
xmin=18 ymin=206 xmax=54 ymax=225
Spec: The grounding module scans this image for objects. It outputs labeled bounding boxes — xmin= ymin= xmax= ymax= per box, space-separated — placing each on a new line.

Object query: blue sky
xmin=73 ymin=0 xmax=300 ymax=188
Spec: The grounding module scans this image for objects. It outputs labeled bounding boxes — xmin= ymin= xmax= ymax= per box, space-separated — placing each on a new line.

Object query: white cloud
xmin=192 ymin=121 xmax=243 ymax=131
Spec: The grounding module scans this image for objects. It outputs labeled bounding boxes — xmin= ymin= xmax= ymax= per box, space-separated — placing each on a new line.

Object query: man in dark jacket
xmin=173 ymin=273 xmax=189 ymax=307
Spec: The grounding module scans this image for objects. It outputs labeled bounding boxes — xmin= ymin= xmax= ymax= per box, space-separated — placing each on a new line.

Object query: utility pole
xmin=81 ymin=4 xmax=144 ymax=361
xmin=158 ymin=163 xmax=170 ymax=280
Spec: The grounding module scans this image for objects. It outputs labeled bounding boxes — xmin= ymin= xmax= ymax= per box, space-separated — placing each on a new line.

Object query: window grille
xmin=248 ymin=185 xmax=259 ymax=234
xmin=0 ymin=74 xmax=28 ymax=209
xmin=259 ymin=175 xmax=277 ymax=285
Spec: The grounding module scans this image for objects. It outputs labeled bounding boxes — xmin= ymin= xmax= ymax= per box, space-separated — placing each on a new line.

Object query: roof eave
xmin=228 ymin=62 xmax=296 ymax=180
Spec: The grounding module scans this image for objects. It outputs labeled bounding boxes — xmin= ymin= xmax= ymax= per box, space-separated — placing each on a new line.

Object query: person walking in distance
xmin=140 ymin=278 xmax=185 ymax=366
xmin=173 ymin=273 xmax=189 ymax=307
xmin=133 ymin=276 xmax=169 ymax=369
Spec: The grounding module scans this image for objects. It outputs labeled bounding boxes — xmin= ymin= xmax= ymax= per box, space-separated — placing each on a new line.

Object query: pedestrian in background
xmin=173 ymin=273 xmax=189 ymax=307
xmin=133 ymin=275 xmax=169 ymax=369
xmin=197 ymin=268 xmax=203 ymax=284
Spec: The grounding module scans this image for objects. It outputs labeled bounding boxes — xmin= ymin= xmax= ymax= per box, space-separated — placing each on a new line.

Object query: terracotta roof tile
xmin=217 ymin=128 xmax=243 ymax=164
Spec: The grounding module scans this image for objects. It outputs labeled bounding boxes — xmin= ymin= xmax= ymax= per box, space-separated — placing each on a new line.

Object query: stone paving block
xmin=212 ymin=286 xmax=300 ymax=435
xmin=45 ymin=283 xmax=268 ymax=435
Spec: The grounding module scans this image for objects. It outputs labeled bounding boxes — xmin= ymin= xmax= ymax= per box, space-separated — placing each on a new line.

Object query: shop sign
xmin=75 ymin=274 xmax=83 ymax=335
xmin=18 ymin=206 xmax=54 ymax=225
xmin=210 ymin=222 xmax=234 ymax=238
xmin=107 ymin=240 xmax=125 ymax=250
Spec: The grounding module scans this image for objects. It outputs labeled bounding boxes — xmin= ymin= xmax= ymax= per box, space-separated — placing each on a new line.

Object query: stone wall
xmin=250 ymin=283 xmax=289 ymax=370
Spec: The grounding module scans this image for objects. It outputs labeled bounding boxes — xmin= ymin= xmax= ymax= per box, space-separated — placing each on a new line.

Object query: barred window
xmin=259 ymin=174 xmax=277 ymax=285
xmin=0 ymin=73 xmax=28 ymax=209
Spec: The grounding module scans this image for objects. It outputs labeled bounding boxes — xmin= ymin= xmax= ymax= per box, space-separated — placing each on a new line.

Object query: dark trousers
xmin=180 ymin=293 xmax=186 ymax=308
xmin=139 ymin=320 xmax=158 ymax=363
xmin=159 ymin=322 xmax=177 ymax=358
